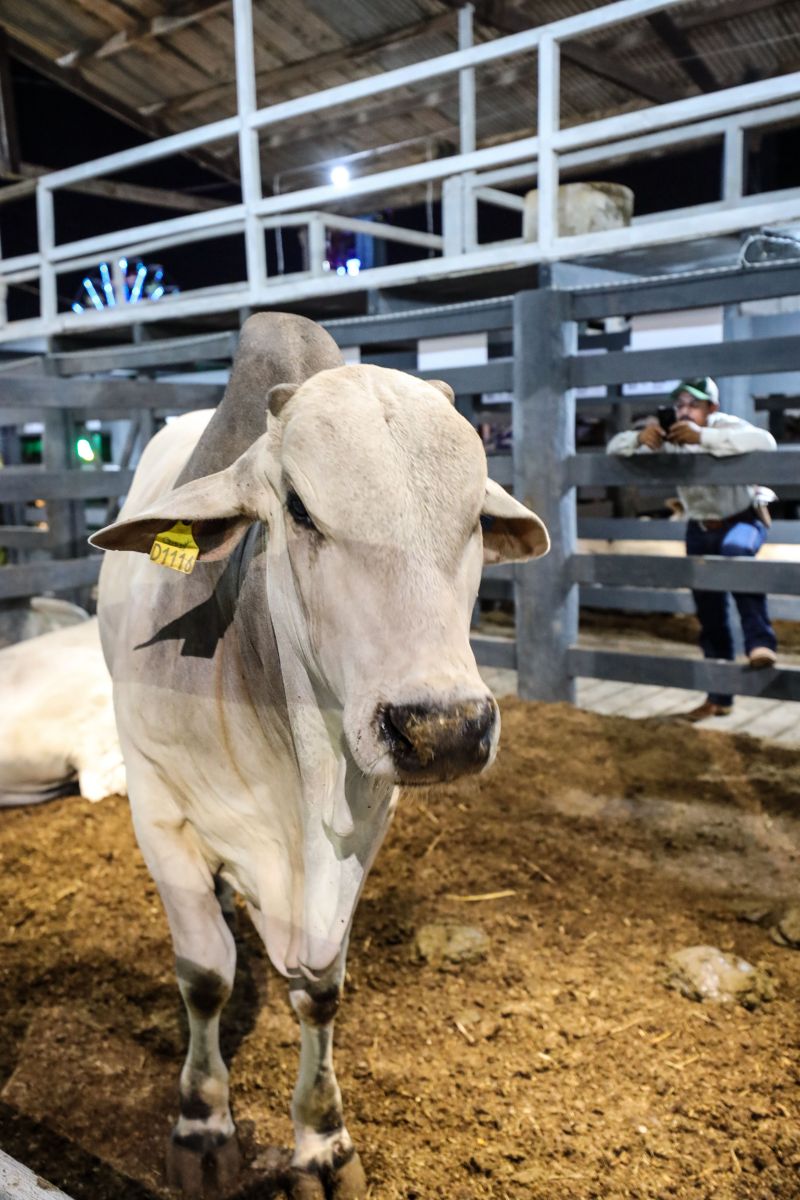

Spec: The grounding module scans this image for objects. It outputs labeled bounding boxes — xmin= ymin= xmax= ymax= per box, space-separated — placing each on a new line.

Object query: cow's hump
xmin=177 ymin=313 xmax=343 ymax=484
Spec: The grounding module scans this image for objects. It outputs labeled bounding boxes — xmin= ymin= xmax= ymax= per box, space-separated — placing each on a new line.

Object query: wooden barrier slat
xmin=487 ymin=455 xmax=513 ymax=487
xmin=470 ymin=633 xmax=516 ymax=670
xmin=324 ymin=299 xmax=514 ymax=347
xmin=567 ymin=646 xmax=800 ymax=701
xmin=0 ymin=556 xmax=101 ymax=599
xmin=578 ymin=585 xmax=800 ymax=621
xmin=417 ymin=359 xmax=513 ymax=394
xmin=569 ymin=335 xmax=800 ymax=387
xmin=0 ymin=468 xmax=134 ymax=502
xmin=0 ymin=376 xmax=225 ymax=410
xmin=571 ymin=552 xmax=800 ymax=593
xmin=568 ymin=450 xmax=800 ymax=487
xmin=569 ymin=263 xmax=800 ymax=322
xmin=0 ymin=525 xmax=54 ymax=548
xmin=53 ymin=331 xmax=238 ymax=375
xmin=578 ymin=518 xmax=800 ymax=544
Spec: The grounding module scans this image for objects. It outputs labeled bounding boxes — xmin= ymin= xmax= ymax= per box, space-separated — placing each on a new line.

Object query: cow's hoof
xmin=286 ymin=1152 xmax=366 ymax=1199
xmin=166 ymin=1132 xmax=240 ymax=1198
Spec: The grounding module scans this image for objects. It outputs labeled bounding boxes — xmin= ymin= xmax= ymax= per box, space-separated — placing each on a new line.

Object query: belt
xmin=694 ymin=506 xmax=756 ymax=532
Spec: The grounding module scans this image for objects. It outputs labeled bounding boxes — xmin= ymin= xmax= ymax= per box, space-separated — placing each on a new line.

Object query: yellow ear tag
xmin=149 ymin=521 xmax=199 ymax=574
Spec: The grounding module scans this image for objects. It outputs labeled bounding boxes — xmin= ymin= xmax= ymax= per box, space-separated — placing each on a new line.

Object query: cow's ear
xmin=267 ymin=382 xmax=299 ymax=418
xmin=428 ymin=379 xmax=455 ymax=405
xmin=89 ymin=463 xmax=256 ymax=562
xmin=480 ymin=478 xmax=549 ymax=564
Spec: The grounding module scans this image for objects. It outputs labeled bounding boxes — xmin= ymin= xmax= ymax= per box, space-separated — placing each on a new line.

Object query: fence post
xmin=512 ymin=286 xmax=578 ymax=702
xmin=233 ymin=0 xmax=267 ymax=297
xmin=307 ymin=215 xmax=326 ymax=275
xmin=536 ymin=34 xmax=560 ymax=257
xmin=722 ymin=123 xmax=744 ymax=204
xmin=458 ymin=4 xmax=476 ymax=156
xmin=36 ymin=182 xmax=57 ymax=327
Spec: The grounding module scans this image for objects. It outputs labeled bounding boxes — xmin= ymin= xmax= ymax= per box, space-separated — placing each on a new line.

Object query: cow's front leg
xmin=285 ymin=958 xmax=366 ymax=1200
xmin=134 ymin=810 xmax=239 ymax=1197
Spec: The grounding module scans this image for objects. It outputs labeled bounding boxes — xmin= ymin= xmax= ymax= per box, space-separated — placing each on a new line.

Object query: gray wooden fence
xmin=2 ymin=268 xmax=799 ymax=707
xmin=509 ymin=274 xmax=800 ymax=704
xmin=0 ymin=336 xmax=229 ymax=601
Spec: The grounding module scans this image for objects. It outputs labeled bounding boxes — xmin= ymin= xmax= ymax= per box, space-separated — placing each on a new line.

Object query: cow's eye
xmin=286 ymin=489 xmax=317 ymax=531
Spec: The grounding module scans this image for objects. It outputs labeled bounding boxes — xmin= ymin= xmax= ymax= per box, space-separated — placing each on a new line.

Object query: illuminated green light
xmin=76 ymin=437 xmax=95 ymax=463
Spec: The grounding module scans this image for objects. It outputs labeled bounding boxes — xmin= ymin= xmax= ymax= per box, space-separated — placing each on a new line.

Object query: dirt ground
xmin=2 ymin=699 xmax=800 ymax=1200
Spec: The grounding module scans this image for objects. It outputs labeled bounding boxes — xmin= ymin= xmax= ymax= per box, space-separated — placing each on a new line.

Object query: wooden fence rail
xmin=0 ymin=270 xmax=798 ymax=709
xmin=512 ymin=281 xmax=800 ymax=704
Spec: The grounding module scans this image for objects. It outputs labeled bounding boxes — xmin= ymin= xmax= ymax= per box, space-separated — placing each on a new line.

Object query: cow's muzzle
xmin=376 ymin=698 xmax=497 ymax=783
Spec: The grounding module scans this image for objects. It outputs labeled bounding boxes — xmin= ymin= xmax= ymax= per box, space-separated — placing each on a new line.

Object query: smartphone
xmin=657 ymin=404 xmax=677 ymax=433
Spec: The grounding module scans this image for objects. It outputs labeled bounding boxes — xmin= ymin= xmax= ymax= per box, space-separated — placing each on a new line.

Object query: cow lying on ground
xmin=0 ymin=617 xmax=126 ymax=805
xmin=91 ymin=313 xmax=548 ymax=1199
xmin=0 ymin=595 xmax=90 ymax=649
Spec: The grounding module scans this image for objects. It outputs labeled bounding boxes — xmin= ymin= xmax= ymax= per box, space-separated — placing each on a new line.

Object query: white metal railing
xmin=0 ymin=0 xmax=799 ymax=342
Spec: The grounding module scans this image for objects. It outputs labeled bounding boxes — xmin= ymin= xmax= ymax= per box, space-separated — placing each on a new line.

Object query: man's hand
xmin=637 ymin=423 xmax=665 ymax=450
xmin=668 ymin=420 xmax=703 ymax=446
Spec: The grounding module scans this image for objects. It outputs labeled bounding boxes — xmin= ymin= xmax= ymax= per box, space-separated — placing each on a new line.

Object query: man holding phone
xmin=607 ymin=377 xmax=778 ymax=722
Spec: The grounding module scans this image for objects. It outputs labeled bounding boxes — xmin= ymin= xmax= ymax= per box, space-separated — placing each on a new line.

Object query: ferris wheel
xmin=71 ymin=259 xmax=178 ymax=313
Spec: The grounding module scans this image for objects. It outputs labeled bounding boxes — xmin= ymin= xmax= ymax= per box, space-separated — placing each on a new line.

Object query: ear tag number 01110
xmin=149 ymin=521 xmax=199 ymax=575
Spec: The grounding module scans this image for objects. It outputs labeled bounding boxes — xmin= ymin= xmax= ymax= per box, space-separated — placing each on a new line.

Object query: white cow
xmin=0 ymin=595 xmax=90 ymax=649
xmin=91 ymin=313 xmax=548 ymax=1199
xmin=0 ymin=617 xmax=126 ymax=805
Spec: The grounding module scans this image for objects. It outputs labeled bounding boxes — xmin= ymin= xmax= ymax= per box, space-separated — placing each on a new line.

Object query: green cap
xmin=671 ymin=377 xmax=719 ymax=405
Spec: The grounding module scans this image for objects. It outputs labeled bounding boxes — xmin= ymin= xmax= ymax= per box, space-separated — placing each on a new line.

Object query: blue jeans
xmin=685 ymin=516 xmax=776 ymax=707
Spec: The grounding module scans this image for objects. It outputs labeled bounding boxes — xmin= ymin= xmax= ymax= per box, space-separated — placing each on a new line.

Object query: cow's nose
xmin=378 ymin=699 xmax=497 ymax=781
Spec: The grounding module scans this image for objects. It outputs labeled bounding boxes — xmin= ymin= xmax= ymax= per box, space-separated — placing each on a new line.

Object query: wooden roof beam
xmin=0 ymin=163 xmax=228 ymax=211
xmin=645 ymin=11 xmax=721 ymax=92
xmin=560 ymin=40 xmax=683 ymax=106
xmin=56 ymin=0 xmax=230 ymax=69
xmin=6 ymin=35 xmax=240 ymax=184
xmin=143 ymin=11 xmax=457 ymax=120
xmin=440 ymin=1 xmax=683 ymax=106
xmin=680 ymin=0 xmax=793 ymax=31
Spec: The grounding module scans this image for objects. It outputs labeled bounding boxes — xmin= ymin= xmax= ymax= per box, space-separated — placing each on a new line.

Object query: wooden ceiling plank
xmin=680 ymin=0 xmax=794 ymax=31
xmin=645 ymin=11 xmax=721 ymax=92
xmin=442 ymin=1 xmax=683 ymax=106
xmin=6 ymin=33 xmax=239 ymax=183
xmin=57 ymin=0 xmax=230 ymax=68
xmin=258 ymin=54 xmax=542 ymax=175
xmin=146 ymin=11 xmax=455 ymax=119
xmin=561 ymin=40 xmax=682 ymax=105
xmin=0 ymin=162 xmax=229 ymax=210
xmin=0 ymin=161 xmax=228 ymax=210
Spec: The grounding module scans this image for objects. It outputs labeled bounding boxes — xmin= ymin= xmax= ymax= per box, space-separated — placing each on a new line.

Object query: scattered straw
xmin=445 ymin=889 xmax=516 ymax=903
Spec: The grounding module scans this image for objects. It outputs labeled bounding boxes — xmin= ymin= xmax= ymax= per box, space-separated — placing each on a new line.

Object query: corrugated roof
xmin=1 ymin=0 xmax=799 ymax=190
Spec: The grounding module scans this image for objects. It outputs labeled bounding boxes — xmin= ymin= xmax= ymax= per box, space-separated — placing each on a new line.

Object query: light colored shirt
xmin=606 ymin=412 xmax=777 ymax=521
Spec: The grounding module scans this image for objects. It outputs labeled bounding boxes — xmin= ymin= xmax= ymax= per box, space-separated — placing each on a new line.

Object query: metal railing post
xmin=537 ymin=33 xmax=560 ymax=255
xmin=307 ymin=215 xmax=327 ymax=276
xmin=459 ymin=5 xmax=476 ymax=155
xmin=233 ymin=0 xmax=267 ymax=296
xmin=0 ymin=226 xmax=6 ymax=327
xmin=723 ymin=123 xmax=745 ymax=203
xmin=513 ymin=286 xmax=578 ymax=701
xmin=36 ymin=182 xmax=57 ymax=326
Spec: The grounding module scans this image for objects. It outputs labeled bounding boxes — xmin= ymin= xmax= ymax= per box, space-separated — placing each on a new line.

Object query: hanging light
xmin=76 ymin=437 xmax=95 ymax=463
xmin=330 ymin=165 xmax=350 ymax=189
